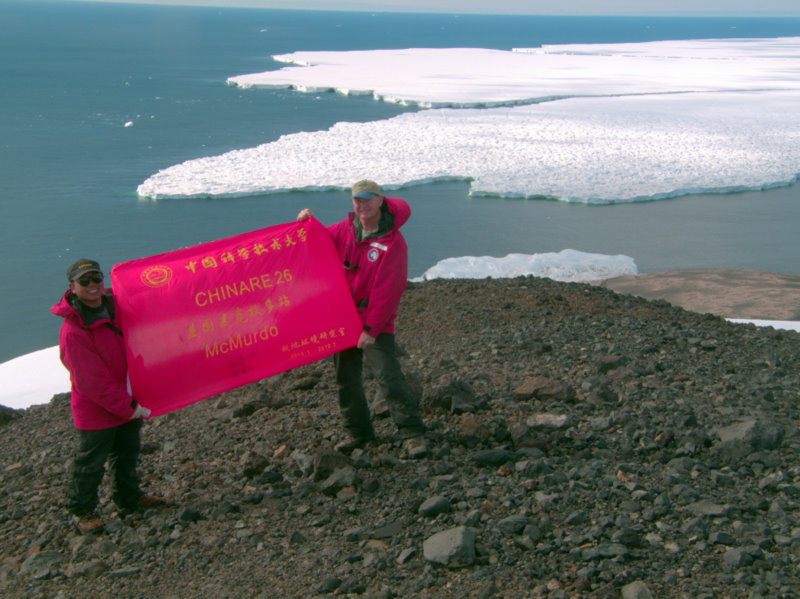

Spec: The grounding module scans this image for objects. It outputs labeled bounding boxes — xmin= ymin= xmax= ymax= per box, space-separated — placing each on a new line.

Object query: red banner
xmin=110 ymin=218 xmax=360 ymax=416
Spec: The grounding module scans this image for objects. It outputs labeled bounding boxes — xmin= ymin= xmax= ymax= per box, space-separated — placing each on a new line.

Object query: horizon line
xmin=59 ymin=1 xmax=800 ymax=18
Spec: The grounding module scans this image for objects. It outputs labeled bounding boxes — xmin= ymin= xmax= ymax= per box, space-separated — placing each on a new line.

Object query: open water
xmin=2 ymin=0 xmax=800 ymax=362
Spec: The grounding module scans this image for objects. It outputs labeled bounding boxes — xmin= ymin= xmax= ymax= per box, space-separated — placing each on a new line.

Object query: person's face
xmin=352 ymin=194 xmax=383 ymax=228
xmin=69 ymin=271 xmax=104 ymax=307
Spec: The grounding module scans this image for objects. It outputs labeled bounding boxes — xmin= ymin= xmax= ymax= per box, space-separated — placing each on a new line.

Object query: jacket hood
xmin=50 ymin=289 xmax=113 ymax=326
xmin=51 ymin=290 xmax=78 ymax=320
xmin=383 ymin=196 xmax=410 ymax=229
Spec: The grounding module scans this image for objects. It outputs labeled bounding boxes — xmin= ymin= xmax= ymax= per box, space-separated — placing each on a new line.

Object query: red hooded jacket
xmin=50 ymin=290 xmax=136 ymax=430
xmin=326 ymin=196 xmax=410 ymax=336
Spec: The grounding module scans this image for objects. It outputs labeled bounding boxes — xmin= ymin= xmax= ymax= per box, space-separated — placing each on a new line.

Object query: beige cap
xmin=351 ymin=179 xmax=382 ymax=198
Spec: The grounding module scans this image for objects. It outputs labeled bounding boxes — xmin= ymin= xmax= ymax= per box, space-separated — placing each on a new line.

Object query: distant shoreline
xmin=601 ymin=268 xmax=800 ymax=320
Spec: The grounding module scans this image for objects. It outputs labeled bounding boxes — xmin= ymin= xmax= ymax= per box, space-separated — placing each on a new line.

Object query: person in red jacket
xmin=51 ymin=258 xmax=160 ymax=533
xmin=298 ymin=180 xmax=426 ymax=457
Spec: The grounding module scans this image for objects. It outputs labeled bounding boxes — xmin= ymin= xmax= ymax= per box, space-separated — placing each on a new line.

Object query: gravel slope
xmin=2 ymin=276 xmax=800 ymax=598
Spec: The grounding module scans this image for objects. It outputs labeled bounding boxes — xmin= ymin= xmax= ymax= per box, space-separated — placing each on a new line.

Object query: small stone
xmin=621 ymin=580 xmax=654 ymax=599
xmin=320 ymin=466 xmax=359 ymax=497
xmin=108 ymin=567 xmax=143 ymax=578
xmin=470 ymin=448 xmax=517 ymax=467
xmin=290 ymin=449 xmax=314 ymax=477
xmin=418 ymin=495 xmax=452 ymax=517
xmin=722 ymin=548 xmax=754 ymax=570
xmin=315 ymin=577 xmax=342 ymax=593
xmin=709 ymin=531 xmax=735 ymax=545
xmin=179 ymin=507 xmax=204 ymax=522
xmin=686 ymin=500 xmax=732 ymax=517
xmin=313 ymin=449 xmax=352 ymax=482
xmin=526 ymin=413 xmax=572 ymax=429
xmin=397 ymin=547 xmax=416 ymax=564
xmin=67 ymin=559 xmax=108 ymax=578
xmin=19 ymin=551 xmax=61 ymax=579
xmin=497 ymin=515 xmax=528 ymax=535
xmin=372 ymin=521 xmax=402 ymax=539
xmin=240 ymin=450 xmax=269 ymax=478
xmin=513 ymin=376 xmax=575 ymax=402
xmin=423 ymin=526 xmax=476 ymax=568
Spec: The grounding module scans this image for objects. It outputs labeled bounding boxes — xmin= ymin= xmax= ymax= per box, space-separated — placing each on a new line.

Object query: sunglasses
xmin=76 ymin=273 xmax=104 ymax=286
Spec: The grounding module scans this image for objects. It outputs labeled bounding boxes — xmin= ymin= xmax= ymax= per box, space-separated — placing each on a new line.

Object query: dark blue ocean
xmin=2 ymin=0 xmax=800 ymax=363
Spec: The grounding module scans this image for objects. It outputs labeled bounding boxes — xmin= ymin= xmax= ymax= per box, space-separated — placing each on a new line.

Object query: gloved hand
xmin=130 ymin=403 xmax=152 ymax=420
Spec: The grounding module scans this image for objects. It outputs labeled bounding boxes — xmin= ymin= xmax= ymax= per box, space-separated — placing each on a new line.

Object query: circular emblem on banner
xmin=367 ymin=248 xmax=379 ymax=262
xmin=141 ymin=265 xmax=173 ymax=288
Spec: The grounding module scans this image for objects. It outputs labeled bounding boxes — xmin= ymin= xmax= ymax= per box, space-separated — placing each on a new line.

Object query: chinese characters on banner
xmin=110 ymin=218 xmax=361 ymax=416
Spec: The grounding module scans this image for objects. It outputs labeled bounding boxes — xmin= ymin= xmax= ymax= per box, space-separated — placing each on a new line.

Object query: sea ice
xmin=138 ymin=38 xmax=800 ymax=203
xmin=413 ymin=249 xmax=637 ymax=282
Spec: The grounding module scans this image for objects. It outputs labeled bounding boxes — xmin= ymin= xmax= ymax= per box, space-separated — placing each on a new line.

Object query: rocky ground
xmin=2 ymin=275 xmax=800 ymax=598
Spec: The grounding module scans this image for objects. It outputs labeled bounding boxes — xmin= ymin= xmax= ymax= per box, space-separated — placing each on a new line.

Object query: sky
xmin=70 ymin=0 xmax=800 ymax=17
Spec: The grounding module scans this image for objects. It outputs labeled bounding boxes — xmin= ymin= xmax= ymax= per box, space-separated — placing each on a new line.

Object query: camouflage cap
xmin=66 ymin=258 xmax=102 ymax=281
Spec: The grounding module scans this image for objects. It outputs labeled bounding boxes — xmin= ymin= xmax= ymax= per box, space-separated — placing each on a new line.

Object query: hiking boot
xmin=73 ymin=512 xmax=104 ymax=535
xmin=118 ymin=494 xmax=164 ymax=516
xmin=402 ymin=436 xmax=428 ymax=459
xmin=335 ymin=435 xmax=374 ymax=455
xmin=136 ymin=494 xmax=164 ymax=509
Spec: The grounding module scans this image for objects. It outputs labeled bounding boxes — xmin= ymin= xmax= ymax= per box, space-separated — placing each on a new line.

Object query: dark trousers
xmin=67 ymin=419 xmax=143 ymax=515
xmin=334 ymin=333 xmax=424 ymax=440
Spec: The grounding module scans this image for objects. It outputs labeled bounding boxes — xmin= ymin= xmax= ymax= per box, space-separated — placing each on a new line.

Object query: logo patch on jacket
xmin=367 ymin=241 xmax=389 ymax=262
xmin=367 ymin=242 xmax=387 ymax=262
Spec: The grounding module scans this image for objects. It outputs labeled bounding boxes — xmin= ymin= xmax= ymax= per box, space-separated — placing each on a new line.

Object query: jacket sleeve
xmin=363 ymin=235 xmax=408 ymax=334
xmin=326 ymin=219 xmax=348 ymax=259
xmin=61 ymin=326 xmax=135 ymax=419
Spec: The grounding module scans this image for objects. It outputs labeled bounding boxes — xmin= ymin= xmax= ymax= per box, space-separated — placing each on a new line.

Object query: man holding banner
xmin=51 ymin=258 xmax=160 ymax=534
xmin=298 ymin=180 xmax=426 ymax=457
